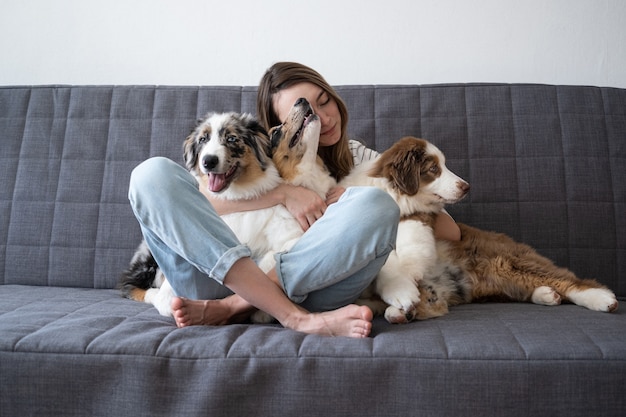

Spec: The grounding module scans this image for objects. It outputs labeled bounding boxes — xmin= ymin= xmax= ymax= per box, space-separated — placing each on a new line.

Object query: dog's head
xmin=370 ymin=136 xmax=469 ymax=212
xmin=268 ymin=98 xmax=322 ymax=182
xmin=183 ymin=112 xmax=271 ymax=194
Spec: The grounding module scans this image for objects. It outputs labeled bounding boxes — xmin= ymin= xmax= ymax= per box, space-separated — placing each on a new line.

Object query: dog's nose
xmin=202 ymin=155 xmax=219 ymax=171
xmin=459 ymin=181 xmax=470 ymax=194
xmin=295 ymin=97 xmax=308 ymax=106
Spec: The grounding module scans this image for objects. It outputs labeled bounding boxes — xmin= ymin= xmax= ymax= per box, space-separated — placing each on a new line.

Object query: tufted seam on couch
xmin=600 ymin=88 xmax=622 ymax=292
xmin=7 ymin=291 xmax=113 ymax=353
xmin=1 ymin=88 xmax=31 ymax=285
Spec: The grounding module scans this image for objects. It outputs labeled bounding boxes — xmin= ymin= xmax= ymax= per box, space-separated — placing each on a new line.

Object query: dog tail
xmin=118 ymin=240 xmax=160 ymax=302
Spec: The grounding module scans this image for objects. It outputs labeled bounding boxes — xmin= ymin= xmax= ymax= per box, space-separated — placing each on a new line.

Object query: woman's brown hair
xmin=256 ymin=62 xmax=353 ymax=181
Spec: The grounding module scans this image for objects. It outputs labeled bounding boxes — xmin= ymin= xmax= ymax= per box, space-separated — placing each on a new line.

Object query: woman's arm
xmin=433 ymin=210 xmax=461 ymax=241
xmin=204 ymin=183 xmax=327 ymax=231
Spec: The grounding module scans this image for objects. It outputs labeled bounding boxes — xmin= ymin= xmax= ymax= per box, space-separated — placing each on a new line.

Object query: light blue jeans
xmin=128 ymin=157 xmax=399 ymax=312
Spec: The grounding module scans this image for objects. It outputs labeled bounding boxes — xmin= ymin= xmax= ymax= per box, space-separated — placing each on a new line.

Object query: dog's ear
xmin=241 ymin=114 xmax=272 ymax=169
xmin=372 ymin=137 xmax=424 ymax=196
xmin=183 ymin=127 xmax=200 ymax=171
xmin=390 ymin=147 xmax=423 ymax=195
xmin=243 ymin=114 xmax=268 ymax=139
xmin=183 ymin=113 xmax=215 ymax=171
xmin=268 ymin=125 xmax=283 ymax=154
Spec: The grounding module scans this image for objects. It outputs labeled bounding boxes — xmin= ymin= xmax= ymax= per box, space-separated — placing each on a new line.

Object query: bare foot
xmin=171 ymin=296 xmax=253 ymax=328
xmin=171 ymin=296 xmax=374 ymax=338
xmin=285 ymin=304 xmax=374 ymax=338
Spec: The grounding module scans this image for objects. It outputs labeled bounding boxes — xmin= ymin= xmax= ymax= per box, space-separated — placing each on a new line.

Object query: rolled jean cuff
xmin=277 ymin=265 xmax=307 ymax=303
xmin=208 ymin=244 xmax=252 ymax=285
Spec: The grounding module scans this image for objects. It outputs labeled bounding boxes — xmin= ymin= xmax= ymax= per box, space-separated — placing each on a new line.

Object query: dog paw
xmin=384 ymin=305 xmax=416 ymax=324
xmin=379 ymin=284 xmax=421 ymax=313
xmin=569 ymin=288 xmax=619 ymax=312
xmin=531 ymin=286 xmax=561 ymax=306
xmin=145 ymin=286 xmax=174 ymax=317
xmin=422 ymin=285 xmax=439 ymax=303
xmin=251 ymin=310 xmax=275 ymax=324
xmin=414 ymin=285 xmax=450 ymax=320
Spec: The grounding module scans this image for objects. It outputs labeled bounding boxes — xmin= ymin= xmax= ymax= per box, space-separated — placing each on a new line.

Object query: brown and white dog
xmin=346 ymin=136 xmax=618 ymax=322
xmin=341 ymin=136 xmax=470 ymax=323
xmin=119 ymin=99 xmax=335 ymax=319
xmin=414 ymin=222 xmax=619 ymax=320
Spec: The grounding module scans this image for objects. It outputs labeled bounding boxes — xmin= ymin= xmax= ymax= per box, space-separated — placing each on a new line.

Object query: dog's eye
xmin=271 ymin=126 xmax=282 ymax=140
xmin=199 ymin=135 xmax=209 ymax=143
xmin=429 ymin=165 xmax=439 ymax=174
xmin=227 ymin=136 xmax=237 ymax=143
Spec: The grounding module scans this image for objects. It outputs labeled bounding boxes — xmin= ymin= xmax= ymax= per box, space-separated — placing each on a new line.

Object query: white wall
xmin=1 ymin=0 xmax=625 ymax=88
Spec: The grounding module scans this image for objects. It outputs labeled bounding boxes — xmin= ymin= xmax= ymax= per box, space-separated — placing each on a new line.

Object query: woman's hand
xmin=283 ymin=185 xmax=327 ymax=231
xmin=325 ymin=186 xmax=346 ymax=205
xmin=204 ymin=182 xmax=331 ymax=232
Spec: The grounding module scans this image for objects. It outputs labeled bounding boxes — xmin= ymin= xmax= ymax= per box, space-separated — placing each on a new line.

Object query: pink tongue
xmin=208 ymin=173 xmax=226 ymax=192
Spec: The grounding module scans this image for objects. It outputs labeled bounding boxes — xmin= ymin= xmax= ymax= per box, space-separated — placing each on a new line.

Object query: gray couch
xmin=1 ymin=84 xmax=625 ymax=417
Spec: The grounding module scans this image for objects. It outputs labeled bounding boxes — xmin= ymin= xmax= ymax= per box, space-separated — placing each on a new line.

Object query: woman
xmin=254 ymin=62 xmax=460 ymax=240
xmin=128 ymin=66 xmax=402 ymax=338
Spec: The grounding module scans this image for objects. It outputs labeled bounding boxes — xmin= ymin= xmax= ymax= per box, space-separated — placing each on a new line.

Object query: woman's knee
xmin=131 ymin=157 xmax=176 ymax=189
xmin=345 ymin=187 xmax=400 ymax=225
xmin=129 ymin=157 xmax=193 ymax=202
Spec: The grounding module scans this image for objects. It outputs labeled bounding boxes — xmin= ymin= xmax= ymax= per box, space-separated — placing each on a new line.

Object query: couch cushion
xmin=3 ymin=285 xmax=624 ymax=360
xmin=1 ymin=285 xmax=625 ymax=416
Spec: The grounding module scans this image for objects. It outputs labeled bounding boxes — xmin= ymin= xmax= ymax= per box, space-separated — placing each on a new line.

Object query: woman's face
xmin=272 ymin=82 xmax=342 ymax=147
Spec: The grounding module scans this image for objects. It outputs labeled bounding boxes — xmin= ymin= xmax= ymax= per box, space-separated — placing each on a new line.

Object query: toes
xmin=170 ymin=296 xmax=185 ymax=312
xmin=357 ymin=321 xmax=372 ymax=338
xmin=359 ymin=305 xmax=374 ymax=322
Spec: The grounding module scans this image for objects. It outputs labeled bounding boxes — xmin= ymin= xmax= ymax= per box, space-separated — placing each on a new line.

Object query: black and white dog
xmin=120 ymin=99 xmax=335 ymax=319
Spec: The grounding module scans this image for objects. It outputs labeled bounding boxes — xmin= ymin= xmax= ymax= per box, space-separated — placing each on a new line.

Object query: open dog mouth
xmin=207 ymin=162 xmax=239 ymax=193
xmin=289 ymin=108 xmax=316 ymax=148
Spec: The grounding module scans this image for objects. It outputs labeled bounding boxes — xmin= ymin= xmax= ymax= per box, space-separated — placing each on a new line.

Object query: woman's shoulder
xmin=349 ymin=140 xmax=379 ymax=166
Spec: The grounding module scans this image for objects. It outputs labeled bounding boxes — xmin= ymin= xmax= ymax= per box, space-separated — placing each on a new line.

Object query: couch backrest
xmin=1 ymin=85 xmax=624 ymax=296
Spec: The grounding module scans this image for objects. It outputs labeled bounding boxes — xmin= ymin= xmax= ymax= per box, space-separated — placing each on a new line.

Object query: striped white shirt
xmin=349 ymin=140 xmax=379 ymax=167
